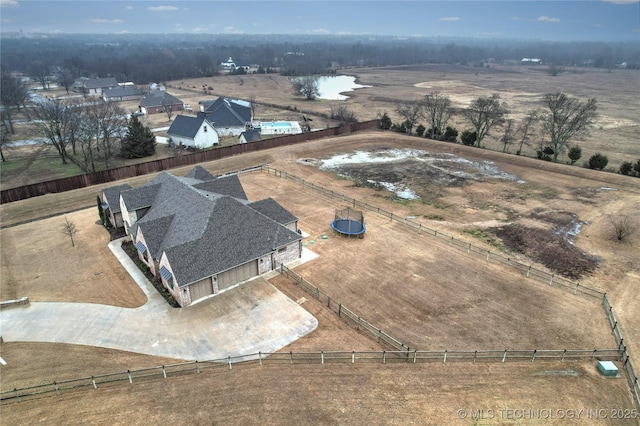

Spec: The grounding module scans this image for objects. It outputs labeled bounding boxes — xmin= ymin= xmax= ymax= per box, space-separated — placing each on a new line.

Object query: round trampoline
xmin=331 ymin=207 xmax=366 ymax=237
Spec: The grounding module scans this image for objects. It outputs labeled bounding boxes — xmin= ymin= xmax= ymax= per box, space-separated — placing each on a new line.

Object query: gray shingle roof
xmin=184 ymin=165 xmax=215 ymax=181
xmin=103 ymin=86 xmax=142 ymax=98
xmin=203 ymin=97 xmax=251 ymax=127
xmin=240 ymin=129 xmax=261 ymax=142
xmin=167 ymin=115 xmax=210 ymax=139
xmin=249 ymin=198 xmax=298 ymax=225
xmin=76 ymin=77 xmax=118 ymax=89
xmin=141 ymin=90 xmax=183 ymax=108
xmin=120 ymin=166 xmax=300 ymax=287
xmin=192 ymin=174 xmax=247 ymax=200
xmin=102 ymin=184 xmax=132 ymax=213
xmin=164 ymin=196 xmax=301 ymax=287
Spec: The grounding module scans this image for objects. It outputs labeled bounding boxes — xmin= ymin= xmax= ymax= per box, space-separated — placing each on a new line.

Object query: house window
xmin=278 ymin=247 xmax=286 ymax=253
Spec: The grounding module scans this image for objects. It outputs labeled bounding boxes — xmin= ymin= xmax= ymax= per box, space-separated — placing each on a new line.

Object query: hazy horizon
xmin=1 ymin=1 xmax=639 ymax=42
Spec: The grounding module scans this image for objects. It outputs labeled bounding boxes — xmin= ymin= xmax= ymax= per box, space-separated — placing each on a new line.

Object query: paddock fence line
xmin=279 ymin=264 xmax=409 ymax=353
xmin=261 ymin=165 xmax=604 ymax=300
xmin=0 ymin=120 xmax=379 ymax=204
xmin=0 ymin=348 xmax=623 ymax=404
xmin=262 ymin=165 xmax=640 ymax=410
xmin=603 ymin=295 xmax=640 ymax=409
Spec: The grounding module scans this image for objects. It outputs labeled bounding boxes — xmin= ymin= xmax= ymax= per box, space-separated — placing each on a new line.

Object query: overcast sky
xmin=1 ymin=0 xmax=639 ymax=41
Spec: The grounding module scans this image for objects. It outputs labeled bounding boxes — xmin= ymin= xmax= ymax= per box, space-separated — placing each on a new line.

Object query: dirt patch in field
xmin=1 ymin=131 xmax=638 ymax=424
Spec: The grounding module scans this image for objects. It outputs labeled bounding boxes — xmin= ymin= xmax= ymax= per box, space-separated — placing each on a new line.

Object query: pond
xmin=316 ymin=75 xmax=372 ymax=100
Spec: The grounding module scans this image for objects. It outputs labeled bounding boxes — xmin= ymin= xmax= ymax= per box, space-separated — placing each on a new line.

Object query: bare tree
xmin=0 ymin=122 xmax=11 ymax=162
xmin=1 ymin=68 xmax=29 ymax=134
xmin=292 ymin=76 xmax=320 ymax=100
xmin=33 ymin=98 xmax=76 ymax=164
xmin=85 ymin=101 xmax=127 ymax=169
xmin=540 ymin=92 xmax=597 ymax=162
xmin=515 ymin=109 xmax=539 ymax=155
xmin=395 ymin=100 xmax=424 ymax=135
xmin=609 ymin=215 xmax=636 ymax=242
xmin=500 ymin=119 xmax=516 ymax=153
xmin=249 ymin=94 xmax=257 ymax=119
xmin=422 ymin=92 xmax=452 ymax=140
xmin=463 ymin=93 xmax=509 ymax=146
xmin=61 ymin=216 xmax=78 ymax=247
xmin=58 ymin=69 xmax=76 ymax=95
xmin=161 ymin=94 xmax=175 ymax=121
xmin=76 ymin=113 xmax=99 ymax=172
xmin=330 ymin=104 xmax=358 ymax=124
xmin=30 ymin=60 xmax=51 ymax=91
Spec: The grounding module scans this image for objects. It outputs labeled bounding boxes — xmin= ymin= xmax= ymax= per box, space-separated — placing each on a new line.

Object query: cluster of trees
xmin=1 ymin=34 xmax=637 ymax=87
xmin=2 ymin=67 xmax=155 ymax=168
xmin=387 ymin=91 xmax=601 ymax=167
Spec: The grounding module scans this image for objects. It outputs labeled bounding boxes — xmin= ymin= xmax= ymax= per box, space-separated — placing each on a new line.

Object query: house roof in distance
xmin=141 ymin=90 xmax=183 ymax=108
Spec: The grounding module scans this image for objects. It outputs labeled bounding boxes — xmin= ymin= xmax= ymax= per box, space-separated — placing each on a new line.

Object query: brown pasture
xmin=1 ymin=130 xmax=639 ymax=423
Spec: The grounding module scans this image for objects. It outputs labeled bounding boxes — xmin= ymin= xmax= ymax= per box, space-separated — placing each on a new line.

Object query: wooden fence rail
xmin=0 ymin=120 xmax=379 ymax=204
xmin=1 ymin=348 xmax=623 ymax=403
xmin=262 ymin=165 xmax=640 ymax=411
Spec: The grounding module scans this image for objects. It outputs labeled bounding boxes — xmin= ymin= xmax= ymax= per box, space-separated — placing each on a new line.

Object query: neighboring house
xmin=239 ymin=129 xmax=261 ymax=144
xmin=103 ymin=86 xmax=144 ymax=102
xmin=167 ymin=114 xmax=219 ymax=149
xmin=109 ymin=166 xmax=302 ymax=307
xmin=521 ymin=58 xmax=542 ymax=65
xmin=140 ymin=90 xmax=184 ymax=115
xmin=72 ymin=77 xmax=119 ymax=96
xmin=101 ymin=183 xmax=133 ymax=228
xmin=199 ymin=97 xmax=252 ymax=136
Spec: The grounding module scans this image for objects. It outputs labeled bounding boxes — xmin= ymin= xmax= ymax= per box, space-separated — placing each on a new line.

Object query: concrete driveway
xmin=0 ymin=239 xmax=317 ymax=361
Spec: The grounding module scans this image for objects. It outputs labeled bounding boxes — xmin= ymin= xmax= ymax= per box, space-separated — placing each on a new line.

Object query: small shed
xmin=239 ymin=129 xmax=262 ymax=144
xmin=597 ymin=361 xmax=619 ymax=377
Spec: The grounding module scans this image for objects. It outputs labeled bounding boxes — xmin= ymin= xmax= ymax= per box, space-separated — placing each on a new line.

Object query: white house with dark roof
xmin=167 ymin=114 xmax=219 ymax=149
xmin=199 ymin=97 xmax=252 ymax=136
xmin=239 ymin=129 xmax=261 ymax=144
xmin=109 ymin=166 xmax=302 ymax=307
xmin=103 ymin=86 xmax=143 ymax=102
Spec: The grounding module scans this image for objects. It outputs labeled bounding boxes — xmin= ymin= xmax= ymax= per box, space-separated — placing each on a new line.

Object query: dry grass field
xmin=1 ymin=130 xmax=639 ymax=424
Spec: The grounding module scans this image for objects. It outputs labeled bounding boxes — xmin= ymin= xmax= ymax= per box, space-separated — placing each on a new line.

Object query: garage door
xmin=189 ymin=278 xmax=214 ymax=302
xmin=217 ymin=261 xmax=259 ymax=291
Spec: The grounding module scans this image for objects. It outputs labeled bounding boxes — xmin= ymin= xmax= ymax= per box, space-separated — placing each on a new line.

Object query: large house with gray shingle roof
xmin=140 ymin=90 xmax=185 ymax=115
xmin=199 ymin=97 xmax=252 ymax=136
xmin=167 ymin=114 xmax=219 ymax=149
xmin=101 ymin=183 xmax=133 ymax=228
xmin=106 ymin=166 xmax=302 ymax=306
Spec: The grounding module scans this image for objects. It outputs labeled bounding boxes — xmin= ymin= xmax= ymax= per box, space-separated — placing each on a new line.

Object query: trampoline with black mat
xmin=331 ymin=207 xmax=365 ymax=237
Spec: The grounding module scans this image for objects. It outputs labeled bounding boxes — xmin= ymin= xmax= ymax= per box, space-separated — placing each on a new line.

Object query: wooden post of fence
xmin=357 ymin=316 xmax=361 ymax=330
xmin=382 ymin=350 xmax=386 ymax=364
xmin=162 ymin=365 xmax=167 ymax=379
xmin=327 ymin=297 xmax=331 ymax=308
xmin=443 ymin=350 xmax=447 ymax=363
xmin=321 ymin=351 xmax=324 ymax=365
xmin=413 ymin=350 xmax=417 ymax=364
xmin=128 ymin=370 xmax=132 ymax=383
xmin=419 ymin=224 xmax=422 ymax=234
xmin=527 ymin=266 xmax=531 ymax=277
xmin=14 ymin=388 xmax=20 ymax=402
xmin=352 ymin=351 xmax=355 ymax=364
xmin=377 ymin=328 xmax=382 ymax=342
xmin=338 ymin=304 xmax=342 ymax=317
xmin=550 ymin=274 xmax=554 ymax=285
xmin=92 ymin=376 xmax=97 ymax=389
xmin=502 ymin=350 xmax=507 ymax=363
xmin=390 ymin=213 xmax=393 ymax=222
xmin=290 ymin=351 xmax=293 ymax=364
xmin=474 ymin=350 xmax=477 ymax=363
xmin=259 ymin=352 xmax=262 ymax=366
xmin=562 ymin=350 xmax=566 ymax=361
xmin=434 ymin=230 xmax=437 ymax=238
xmin=468 ymin=244 xmax=471 ymax=254
xmin=531 ymin=350 xmax=537 ymax=363
xmin=196 ymin=361 xmax=200 ymax=373
xmin=228 ymin=356 xmax=232 ymax=369
xmin=575 ymin=284 xmax=580 ymax=294
xmin=487 ymin=251 xmax=490 ymax=261
xmin=54 ymin=382 xmax=60 ymax=396
xmin=591 ymin=349 xmax=597 ymax=361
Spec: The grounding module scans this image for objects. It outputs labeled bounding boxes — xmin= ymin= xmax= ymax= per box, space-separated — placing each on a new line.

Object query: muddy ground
xmin=1 ymin=131 xmax=639 ymax=424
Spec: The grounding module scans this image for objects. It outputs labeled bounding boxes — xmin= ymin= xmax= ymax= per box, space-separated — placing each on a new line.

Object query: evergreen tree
xmin=121 ymin=115 xmax=156 ymax=159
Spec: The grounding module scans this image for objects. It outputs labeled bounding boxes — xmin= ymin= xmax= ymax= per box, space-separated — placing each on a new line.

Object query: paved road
xmin=0 ymin=239 xmax=318 ymax=361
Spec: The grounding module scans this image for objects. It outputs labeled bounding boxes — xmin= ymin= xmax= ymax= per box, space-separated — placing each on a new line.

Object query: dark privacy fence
xmin=1 ymin=120 xmax=378 ymax=204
